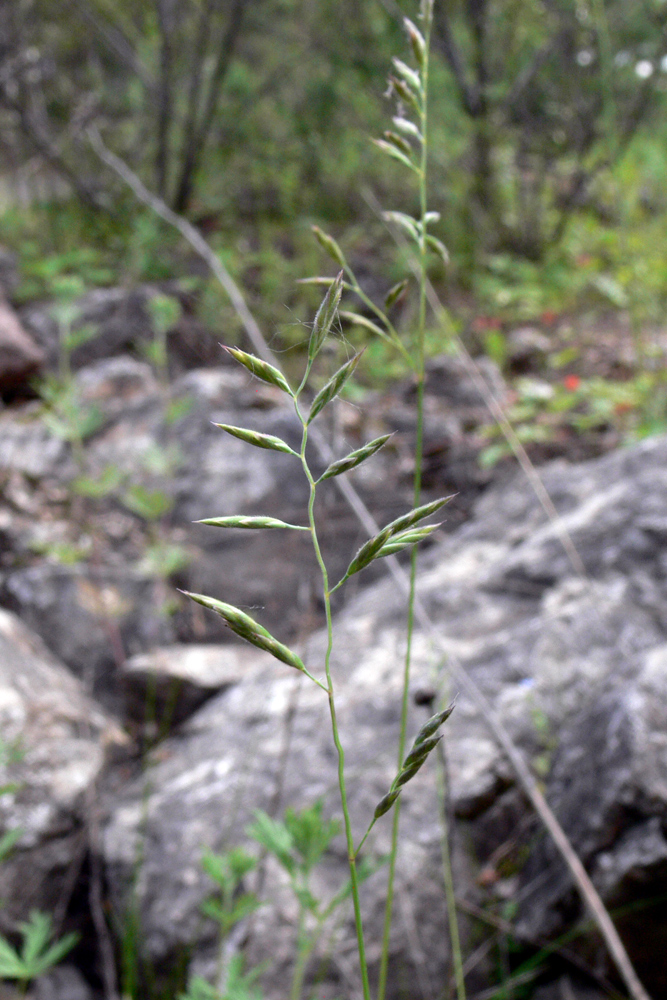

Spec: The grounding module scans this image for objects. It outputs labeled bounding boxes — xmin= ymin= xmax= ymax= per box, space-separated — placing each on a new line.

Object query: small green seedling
xmin=0 ymin=911 xmax=78 ymax=994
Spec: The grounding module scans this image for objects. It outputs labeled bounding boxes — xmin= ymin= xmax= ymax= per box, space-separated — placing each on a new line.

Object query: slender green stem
xmin=295 ymin=406 xmax=372 ymax=1000
xmin=377 ymin=11 xmax=432 ymax=999
xmin=290 ymin=902 xmax=309 ymax=1000
xmin=345 ymin=269 xmax=414 ymax=369
xmin=437 ymin=740 xmax=466 ymax=1000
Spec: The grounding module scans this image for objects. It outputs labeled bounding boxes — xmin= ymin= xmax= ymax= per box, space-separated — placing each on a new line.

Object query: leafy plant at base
xmin=0 ymin=748 xmax=78 ymax=994
xmin=0 ymin=912 xmax=79 ymax=994
xmin=248 ymin=802 xmax=378 ymax=1000
xmin=183 ymin=274 xmax=454 ymax=999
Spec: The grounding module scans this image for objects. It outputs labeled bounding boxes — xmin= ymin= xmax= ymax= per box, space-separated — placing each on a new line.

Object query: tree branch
xmin=173 ymin=0 xmax=247 ymax=213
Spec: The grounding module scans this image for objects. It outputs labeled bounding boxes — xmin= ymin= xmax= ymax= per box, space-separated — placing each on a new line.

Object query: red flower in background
xmin=471 ymin=315 xmax=503 ymax=333
xmin=563 ymin=374 xmax=581 ymax=391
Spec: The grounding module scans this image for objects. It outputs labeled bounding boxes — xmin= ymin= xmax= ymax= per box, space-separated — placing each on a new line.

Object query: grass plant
xmin=307 ymin=6 xmax=466 ymax=995
xmin=183 ymin=274 xmax=454 ymax=997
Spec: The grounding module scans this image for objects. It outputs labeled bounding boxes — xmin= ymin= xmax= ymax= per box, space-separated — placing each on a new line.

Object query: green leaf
xmin=213 ymin=423 xmax=298 ymax=456
xmin=339 ymin=311 xmax=390 ymax=339
xmin=383 ymin=131 xmax=414 ymax=157
xmin=196 ymin=516 xmax=309 ymax=531
xmin=403 ymin=17 xmax=426 ymax=68
xmin=309 ymin=271 xmax=344 ymax=360
xmin=284 ymin=801 xmax=340 ymax=871
xmin=121 ymin=485 xmax=173 ymax=521
xmin=344 ymin=497 xmax=450 ymax=578
xmin=0 ymin=827 xmax=21 ymax=864
xmin=71 ymin=464 xmax=122 ymax=499
xmin=7 ymin=912 xmax=79 ymax=982
xmin=372 ymin=139 xmax=419 ymax=173
xmin=392 ymin=57 xmax=421 ymax=93
xmin=317 ymin=434 xmax=391 ymax=482
xmin=181 ymin=592 xmax=306 ymax=673
xmin=391 ymin=115 xmax=422 ymax=142
xmin=224 ymin=347 xmax=293 ymax=395
xmin=307 ymin=351 xmax=363 ymax=424
xmin=247 ymin=811 xmax=295 ymax=875
xmin=147 ymin=293 xmax=182 ymax=335
xmin=311 ymin=226 xmax=346 ymax=267
xmin=385 ymin=279 xmax=409 ymax=310
xmin=382 ymin=211 xmax=420 ymax=242
xmin=426 ymin=234 xmax=449 ymax=264
xmin=0 ymin=936 xmax=25 ymax=979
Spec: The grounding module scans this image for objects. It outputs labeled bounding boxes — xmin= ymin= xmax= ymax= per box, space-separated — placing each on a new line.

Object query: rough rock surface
xmin=1 ymin=351 xmax=497 ymax=700
xmin=122 ymin=643 xmax=265 ymax=726
xmin=0 ymin=609 xmax=118 ymax=931
xmin=101 ymin=433 xmax=667 ymax=998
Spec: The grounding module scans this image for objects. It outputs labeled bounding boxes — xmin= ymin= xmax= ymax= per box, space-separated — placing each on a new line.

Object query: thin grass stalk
xmin=93 ymin=114 xmax=651 ymax=1000
xmin=436 ymin=739 xmax=466 ymax=1000
xmin=295 ymin=398 xmax=372 ymax=1000
xmin=378 ymin=8 xmax=468 ymax=999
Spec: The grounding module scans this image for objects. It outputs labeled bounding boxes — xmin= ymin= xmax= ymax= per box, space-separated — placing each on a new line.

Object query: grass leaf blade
xmin=223 ymin=347 xmax=293 ymax=395
xmin=213 ymin=423 xmax=298 ymax=455
xmin=196 ymin=516 xmax=309 ymax=531
xmin=309 ymin=271 xmax=344 ymax=360
xmin=308 ymin=351 xmax=364 ymax=424
xmin=317 ymin=434 xmax=392 ymax=483
xmin=181 ymin=591 xmax=308 ymax=673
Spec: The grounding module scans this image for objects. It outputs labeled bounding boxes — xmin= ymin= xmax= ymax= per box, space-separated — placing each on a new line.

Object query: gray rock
xmin=30 ymin=966 xmax=95 ymax=1000
xmin=102 ymin=432 xmax=667 ymax=996
xmin=20 ymin=287 xmax=155 ymax=371
xmin=102 ymin=648 xmax=475 ymax=1000
xmin=507 ymin=325 xmax=552 ymax=372
xmin=3 ymin=564 xmax=176 ymax=706
xmin=0 ymin=609 xmax=119 ymax=932
xmin=0 ymin=409 xmax=66 ymax=478
xmin=122 ymin=643 xmax=265 ymax=727
xmin=0 ymin=297 xmax=44 ymax=395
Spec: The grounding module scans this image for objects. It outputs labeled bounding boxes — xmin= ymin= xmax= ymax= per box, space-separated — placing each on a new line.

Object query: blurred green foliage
xmin=2 ymin=0 xmax=667 ymax=428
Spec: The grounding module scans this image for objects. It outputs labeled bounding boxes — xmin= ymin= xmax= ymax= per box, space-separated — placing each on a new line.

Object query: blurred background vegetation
xmin=2 ymin=0 xmax=667 ymax=446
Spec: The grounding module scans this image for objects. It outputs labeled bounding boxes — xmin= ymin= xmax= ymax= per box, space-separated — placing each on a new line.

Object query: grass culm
xmin=182 ymin=273 xmax=454 ymax=997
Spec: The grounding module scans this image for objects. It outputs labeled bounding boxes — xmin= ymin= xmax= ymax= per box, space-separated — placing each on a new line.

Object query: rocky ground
xmin=1 ymin=268 xmax=666 ymax=1000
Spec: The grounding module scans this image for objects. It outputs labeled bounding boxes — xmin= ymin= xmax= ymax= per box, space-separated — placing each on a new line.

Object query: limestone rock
xmin=122 ymin=642 xmax=266 ymax=727
xmin=0 ymin=609 xmax=118 ymax=932
xmin=101 ymin=433 xmax=667 ymax=997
